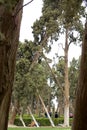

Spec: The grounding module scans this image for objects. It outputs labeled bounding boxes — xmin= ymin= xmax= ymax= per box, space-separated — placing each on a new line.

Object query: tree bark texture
xmin=64 ymin=28 xmax=69 ymax=127
xmin=72 ymin=21 xmax=87 ymax=130
xmin=0 ymin=1 xmax=23 ymax=130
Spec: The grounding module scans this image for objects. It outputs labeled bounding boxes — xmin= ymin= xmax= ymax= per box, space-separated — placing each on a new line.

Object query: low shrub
xmin=14 ymin=116 xmax=73 ymax=126
xmin=14 ymin=118 xmax=32 ymax=126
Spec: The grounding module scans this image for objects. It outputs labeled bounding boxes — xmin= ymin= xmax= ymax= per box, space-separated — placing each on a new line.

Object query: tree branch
xmin=14 ymin=0 xmax=34 ymax=17
xmin=68 ymin=41 xmax=72 ymax=48
xmin=59 ymin=43 xmax=65 ymax=50
xmin=29 ymin=34 xmax=48 ymax=71
xmin=43 ymin=53 xmax=65 ymax=95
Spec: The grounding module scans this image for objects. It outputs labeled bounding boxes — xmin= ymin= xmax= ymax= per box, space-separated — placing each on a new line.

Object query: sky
xmin=20 ymin=0 xmax=43 ymax=41
xmin=20 ymin=0 xmax=81 ymax=63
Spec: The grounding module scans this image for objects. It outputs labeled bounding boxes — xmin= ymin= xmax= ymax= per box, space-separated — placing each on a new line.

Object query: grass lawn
xmin=8 ymin=127 xmax=71 ymax=130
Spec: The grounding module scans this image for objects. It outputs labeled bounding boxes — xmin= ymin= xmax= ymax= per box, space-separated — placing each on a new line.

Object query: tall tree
xmin=0 ymin=1 xmax=23 ymax=129
xmin=58 ymin=0 xmax=84 ymax=126
xmin=32 ymin=0 xmax=85 ymax=126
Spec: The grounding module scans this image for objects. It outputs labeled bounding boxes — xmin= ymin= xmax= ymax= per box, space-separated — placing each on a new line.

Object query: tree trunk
xmin=19 ymin=114 xmax=26 ymax=127
xmin=72 ymin=21 xmax=87 ymax=130
xmin=27 ymin=106 xmax=39 ymax=127
xmin=35 ymin=96 xmax=40 ymax=115
xmin=8 ymin=100 xmax=19 ymax=125
xmin=58 ymin=101 xmax=64 ymax=116
xmin=64 ymin=28 xmax=69 ymax=127
xmin=39 ymin=94 xmax=55 ymax=127
xmin=0 ymin=1 xmax=23 ymax=130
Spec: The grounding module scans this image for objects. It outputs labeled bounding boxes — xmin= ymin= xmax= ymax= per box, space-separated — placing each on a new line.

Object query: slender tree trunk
xmin=58 ymin=101 xmax=64 ymax=116
xmin=35 ymin=96 xmax=39 ymax=115
xmin=0 ymin=1 xmax=23 ymax=130
xmin=27 ymin=106 xmax=39 ymax=127
xmin=8 ymin=100 xmax=19 ymax=125
xmin=64 ymin=28 xmax=69 ymax=127
xmin=47 ymin=93 xmax=51 ymax=112
xmin=70 ymin=100 xmax=74 ymax=113
xmin=72 ymin=21 xmax=87 ymax=130
xmin=19 ymin=114 xmax=26 ymax=127
xmin=39 ymin=94 xmax=55 ymax=127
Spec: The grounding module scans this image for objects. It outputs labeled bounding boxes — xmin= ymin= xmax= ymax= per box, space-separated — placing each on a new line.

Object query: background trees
xmin=69 ymin=58 xmax=80 ymax=113
xmin=9 ymin=41 xmax=53 ymax=124
xmin=32 ymin=0 xmax=85 ymax=127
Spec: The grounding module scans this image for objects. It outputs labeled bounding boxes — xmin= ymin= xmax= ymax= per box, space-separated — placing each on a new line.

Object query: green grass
xmin=8 ymin=127 xmax=71 ymax=130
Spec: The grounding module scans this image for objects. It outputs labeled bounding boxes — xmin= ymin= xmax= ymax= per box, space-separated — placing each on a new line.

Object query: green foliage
xmin=12 ymin=41 xmax=52 ymax=112
xmin=69 ymin=57 xmax=80 ymax=100
xmin=32 ymin=0 xmax=85 ymax=59
xmin=32 ymin=0 xmax=60 ymax=46
xmin=51 ymin=58 xmax=65 ymax=109
xmin=51 ymin=57 xmax=80 ymax=114
xmin=14 ymin=117 xmax=32 ymax=126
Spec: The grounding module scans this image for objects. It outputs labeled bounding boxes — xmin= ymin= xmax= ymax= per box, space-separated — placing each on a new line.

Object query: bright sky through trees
xmin=20 ymin=0 xmax=43 ymax=41
xmin=20 ymin=0 xmax=81 ymax=62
